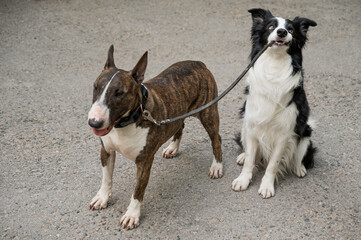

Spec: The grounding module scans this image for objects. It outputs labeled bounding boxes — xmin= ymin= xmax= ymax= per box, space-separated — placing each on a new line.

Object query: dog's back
xmin=145 ymin=61 xmax=218 ymax=118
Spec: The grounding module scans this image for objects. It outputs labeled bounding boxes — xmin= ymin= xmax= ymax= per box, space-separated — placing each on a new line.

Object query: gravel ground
xmin=0 ymin=0 xmax=360 ymax=239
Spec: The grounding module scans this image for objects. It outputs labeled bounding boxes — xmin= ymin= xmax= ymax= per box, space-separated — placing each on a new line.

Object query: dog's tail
xmin=302 ymin=140 xmax=317 ymax=169
xmin=234 ymin=132 xmax=244 ymax=152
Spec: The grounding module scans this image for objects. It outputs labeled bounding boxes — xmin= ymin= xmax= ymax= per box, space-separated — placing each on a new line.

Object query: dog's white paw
xmin=232 ymin=173 xmax=251 ymax=191
xmin=120 ymin=212 xmax=140 ymax=230
xmin=236 ymin=153 xmax=246 ymax=165
xmin=294 ymin=164 xmax=307 ymax=178
xmin=162 ymin=140 xmax=180 ymax=158
xmin=208 ymin=159 xmax=223 ymax=179
xmin=258 ymin=178 xmax=275 ymax=199
xmin=120 ymin=196 xmax=141 ymax=230
xmin=90 ymin=189 xmax=111 ymax=210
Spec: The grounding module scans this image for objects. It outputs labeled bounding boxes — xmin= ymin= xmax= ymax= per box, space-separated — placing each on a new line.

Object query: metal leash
xmin=143 ymin=41 xmax=275 ymax=126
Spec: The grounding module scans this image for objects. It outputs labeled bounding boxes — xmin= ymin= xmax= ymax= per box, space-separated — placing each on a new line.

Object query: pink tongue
xmin=92 ymin=128 xmax=109 ymax=136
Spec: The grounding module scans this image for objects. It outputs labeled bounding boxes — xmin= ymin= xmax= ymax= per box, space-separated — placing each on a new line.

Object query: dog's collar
xmin=114 ymin=84 xmax=148 ymax=128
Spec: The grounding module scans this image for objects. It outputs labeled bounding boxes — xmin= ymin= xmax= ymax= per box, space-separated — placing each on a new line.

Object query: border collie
xmin=231 ymin=8 xmax=317 ymax=198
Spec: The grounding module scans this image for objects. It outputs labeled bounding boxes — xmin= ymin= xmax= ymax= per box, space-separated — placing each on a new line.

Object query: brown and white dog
xmin=87 ymin=45 xmax=223 ymax=229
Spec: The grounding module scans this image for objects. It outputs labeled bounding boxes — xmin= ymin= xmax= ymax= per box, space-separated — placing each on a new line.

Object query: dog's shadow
xmin=144 ymin=139 xmax=216 ymax=218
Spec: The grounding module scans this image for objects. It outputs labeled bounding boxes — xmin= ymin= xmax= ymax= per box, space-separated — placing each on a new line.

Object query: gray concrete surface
xmin=1 ymin=0 xmax=360 ymax=239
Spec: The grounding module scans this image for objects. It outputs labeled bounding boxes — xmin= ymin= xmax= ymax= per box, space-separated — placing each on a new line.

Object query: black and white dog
xmin=232 ymin=9 xmax=317 ymax=198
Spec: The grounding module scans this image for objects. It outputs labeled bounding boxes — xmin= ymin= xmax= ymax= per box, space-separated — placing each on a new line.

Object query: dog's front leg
xmin=232 ymin=137 xmax=258 ymax=191
xmin=90 ymin=145 xmax=115 ymax=210
xmin=120 ymin=155 xmax=154 ymax=230
xmin=258 ymin=138 xmax=287 ymax=198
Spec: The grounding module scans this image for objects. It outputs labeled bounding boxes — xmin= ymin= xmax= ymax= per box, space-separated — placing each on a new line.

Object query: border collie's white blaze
xmin=268 ymin=18 xmax=293 ymax=47
xmin=232 ymin=8 xmax=317 ymax=198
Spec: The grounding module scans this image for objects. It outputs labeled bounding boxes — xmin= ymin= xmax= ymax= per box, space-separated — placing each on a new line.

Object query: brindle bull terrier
xmin=87 ymin=45 xmax=223 ymax=230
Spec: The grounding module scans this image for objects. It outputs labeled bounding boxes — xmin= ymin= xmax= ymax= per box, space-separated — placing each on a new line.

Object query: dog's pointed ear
xmin=293 ymin=17 xmax=317 ymax=36
xmin=131 ymin=51 xmax=148 ymax=83
xmin=248 ymin=8 xmax=272 ymax=23
xmin=104 ymin=45 xmax=115 ymax=69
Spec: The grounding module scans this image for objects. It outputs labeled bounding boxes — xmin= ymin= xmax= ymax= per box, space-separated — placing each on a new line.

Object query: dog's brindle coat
xmin=88 ymin=46 xmax=222 ymax=229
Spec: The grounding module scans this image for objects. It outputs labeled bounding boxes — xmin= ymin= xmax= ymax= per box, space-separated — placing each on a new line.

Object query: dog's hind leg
xmin=162 ymin=123 xmax=184 ymax=158
xmin=294 ymin=120 xmax=316 ymax=177
xmin=198 ymin=106 xmax=223 ymax=179
xmin=293 ymin=137 xmax=309 ymax=177
xmin=235 ymin=127 xmax=247 ymax=165
xmin=90 ymin=145 xmax=115 ymax=210
xmin=294 ymin=137 xmax=316 ymax=177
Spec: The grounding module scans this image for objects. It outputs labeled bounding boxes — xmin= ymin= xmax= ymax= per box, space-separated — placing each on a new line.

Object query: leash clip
xmin=143 ymin=110 xmax=161 ymax=126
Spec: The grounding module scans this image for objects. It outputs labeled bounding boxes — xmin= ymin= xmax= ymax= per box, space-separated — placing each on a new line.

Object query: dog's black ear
xmin=104 ymin=45 xmax=115 ymax=69
xmin=131 ymin=51 xmax=148 ymax=83
xmin=293 ymin=17 xmax=317 ymax=36
xmin=248 ymin=8 xmax=272 ymax=23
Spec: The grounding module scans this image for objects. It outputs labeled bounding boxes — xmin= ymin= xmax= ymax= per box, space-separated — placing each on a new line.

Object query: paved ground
xmin=1 ymin=0 xmax=360 ymax=239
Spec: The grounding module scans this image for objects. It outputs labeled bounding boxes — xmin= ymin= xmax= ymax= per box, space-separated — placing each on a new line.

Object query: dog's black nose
xmin=277 ymin=29 xmax=288 ymax=38
xmin=88 ymin=118 xmax=104 ymax=129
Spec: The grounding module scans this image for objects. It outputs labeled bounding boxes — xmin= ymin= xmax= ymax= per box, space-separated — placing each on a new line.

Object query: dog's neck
xmin=114 ymin=84 xmax=148 ymax=128
xmin=249 ymin=48 xmax=301 ymax=106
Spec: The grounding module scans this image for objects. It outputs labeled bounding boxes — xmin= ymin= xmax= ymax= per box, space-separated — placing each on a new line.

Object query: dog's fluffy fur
xmin=232 ymin=9 xmax=317 ymax=198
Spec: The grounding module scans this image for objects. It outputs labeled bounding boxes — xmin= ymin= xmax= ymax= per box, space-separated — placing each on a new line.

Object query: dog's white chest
xmin=101 ymin=124 xmax=149 ymax=161
xmin=244 ymin=50 xmax=300 ymax=135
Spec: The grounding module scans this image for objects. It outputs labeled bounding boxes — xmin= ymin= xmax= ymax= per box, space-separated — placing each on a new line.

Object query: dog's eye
xmin=93 ymin=85 xmax=98 ymax=91
xmin=114 ymin=89 xmax=124 ymax=97
xmin=288 ymin=29 xmax=294 ymax=35
xmin=268 ymin=25 xmax=274 ymax=30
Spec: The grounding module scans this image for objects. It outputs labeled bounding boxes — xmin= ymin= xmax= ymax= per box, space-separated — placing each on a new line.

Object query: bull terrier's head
xmin=88 ymin=45 xmax=148 ymax=136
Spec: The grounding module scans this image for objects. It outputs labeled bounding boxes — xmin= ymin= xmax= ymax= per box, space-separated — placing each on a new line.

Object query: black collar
xmin=114 ymin=84 xmax=148 ymax=128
